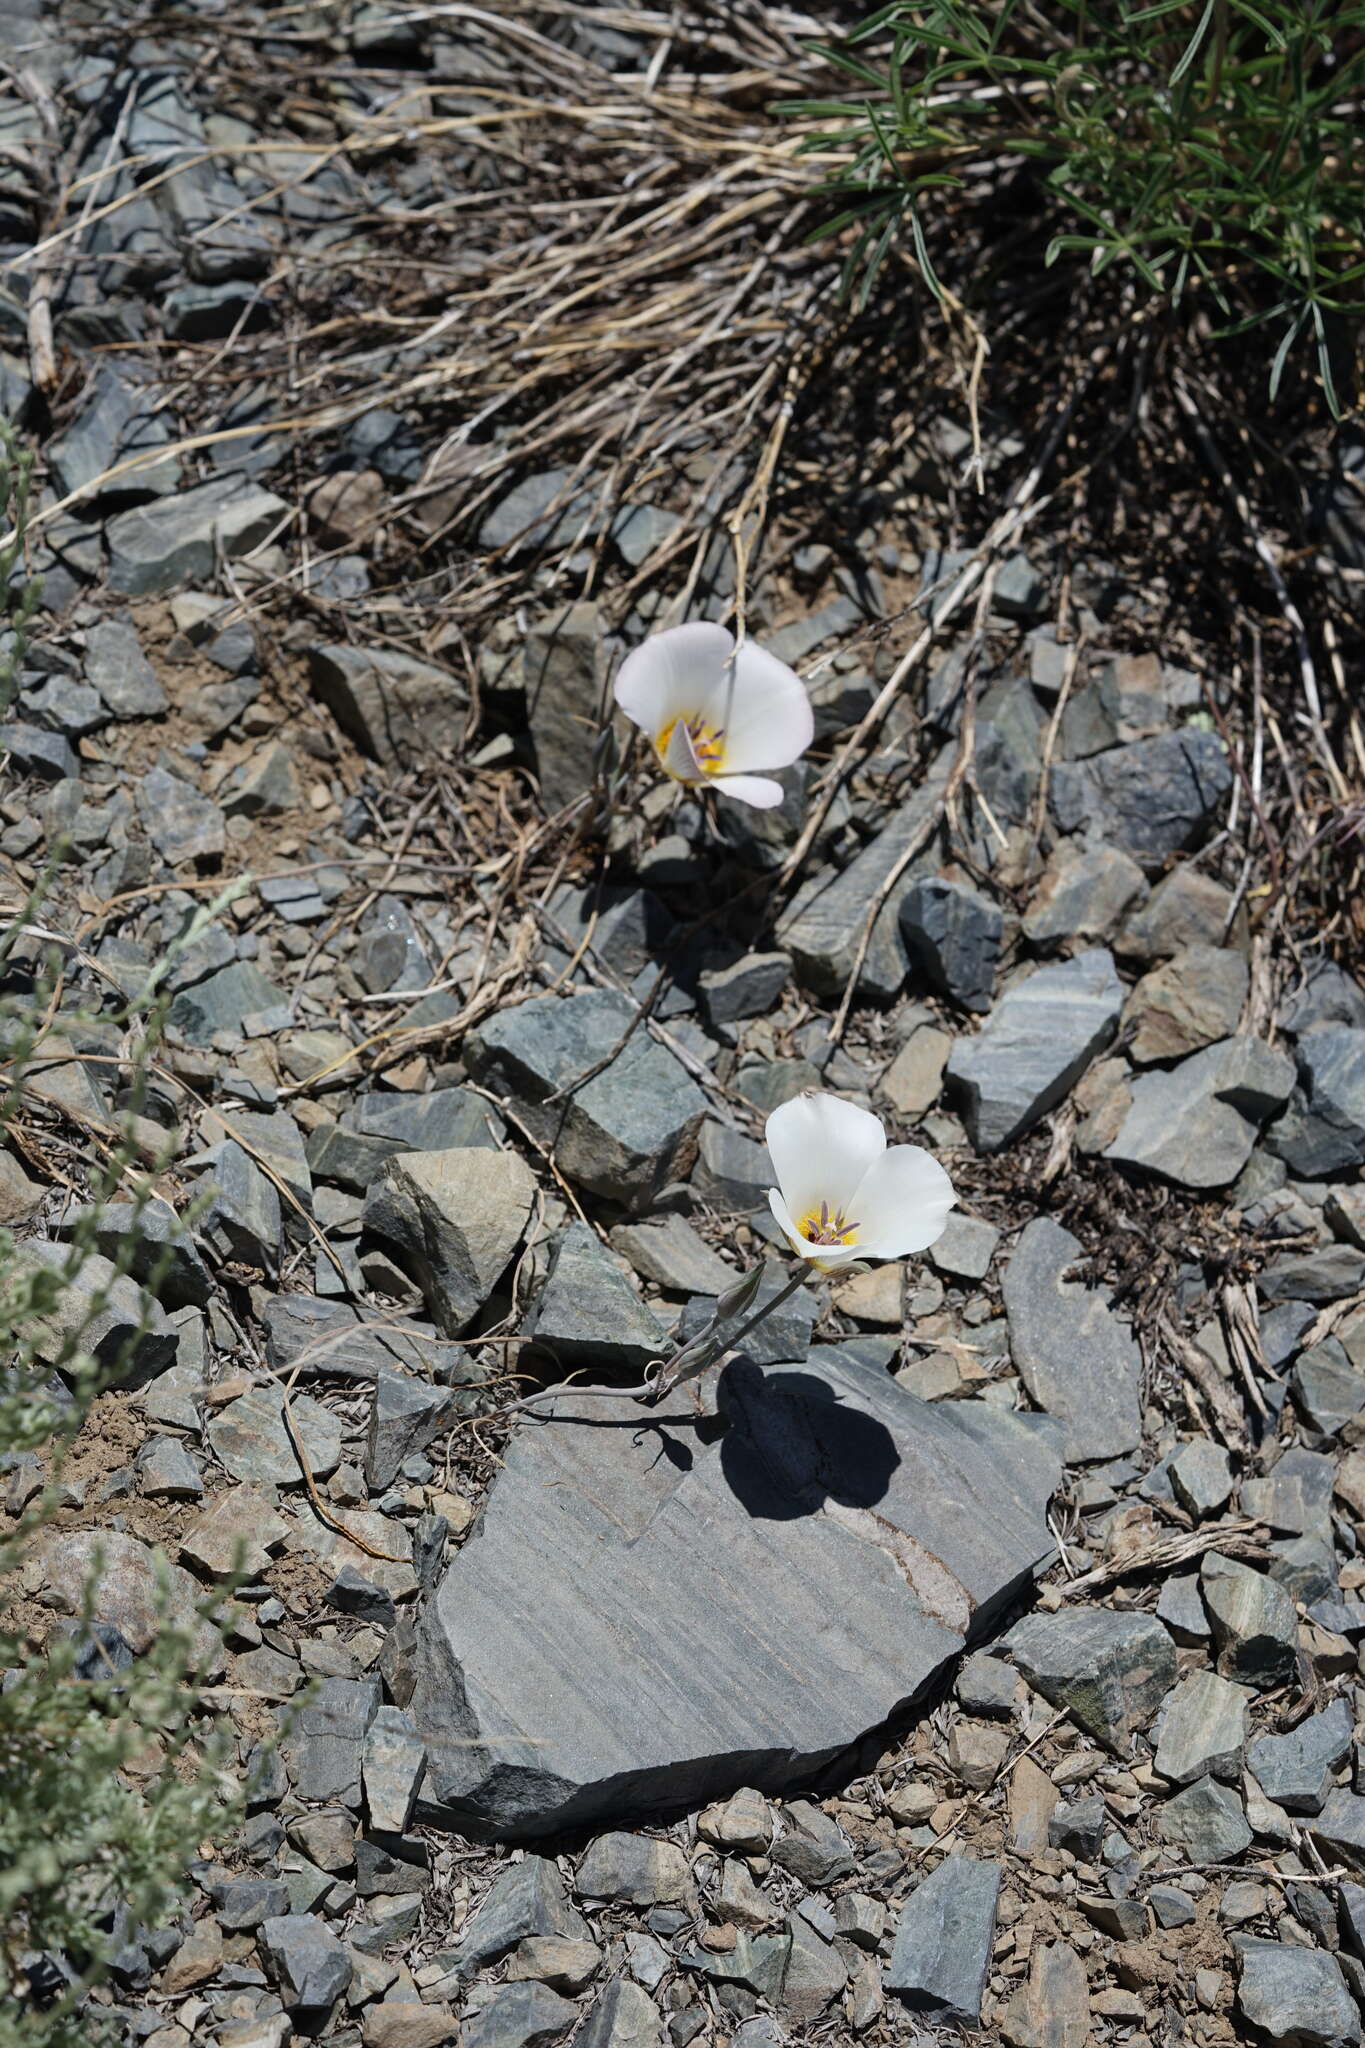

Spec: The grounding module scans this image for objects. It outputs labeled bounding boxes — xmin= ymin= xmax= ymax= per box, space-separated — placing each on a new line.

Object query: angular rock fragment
xmin=1153 ymin=1670 xmax=1248 ymax=1785
xmin=575 ymin=1980 xmax=663 ymax=2048
xmin=1235 ymin=1937 xmax=1360 ymax=2048
xmin=523 ymin=601 xmax=603 ymax=810
xmin=136 ymin=765 xmax=225 ymax=866
xmin=258 ymin=1913 xmax=352 ymax=2015
xmin=84 ymin=617 xmax=168 ymax=717
xmin=308 ymin=643 xmax=467 ymax=768
xmin=454 ymin=1858 xmax=590 ymax=1973
xmin=19 ymin=1242 xmax=177 ymax=1387
xmin=365 ymin=1372 xmax=458 ymax=1491
xmin=1050 ymin=729 xmax=1231 ymax=870
xmin=280 ymin=1675 xmax=381 ymax=1808
xmin=363 ymin=1146 xmax=537 ymax=1334
xmin=107 ymin=475 xmax=287 ymax=594
xmin=1125 ymin=943 xmax=1248 ymax=1063
xmin=576 ymin=1833 xmax=691 ymax=1907
xmin=898 ymin=875 xmax=1002 ymax=1013
xmin=610 ymin=1216 xmax=736 ymax=1296
xmin=1002 ymin=1217 xmax=1142 ymax=1460
xmin=524 ymin=1223 xmax=668 ymax=1374
xmin=1105 ymin=1035 xmax=1295 ymax=1189
xmin=465 ymin=989 xmax=706 ymax=1211
xmin=1157 ymin=1776 xmax=1252 ymax=1862
xmin=407 ymin=1355 xmax=1060 ymax=1836
xmin=947 ymin=950 xmax=1123 ymax=1152
xmin=208 ymin=1387 xmax=341 ymax=1486
xmin=1249 ymin=1699 xmax=1352 ymax=1815
xmin=885 ymin=1855 xmax=1001 ymax=2026
xmin=1022 ymin=843 xmax=1149 ymax=953
xmin=778 ymin=758 xmax=951 ymax=999
xmin=1269 ymin=1027 xmax=1365 ymax=1177
xmin=1201 ymin=1552 xmax=1300 ymax=1690
xmin=1000 ymin=1941 xmax=1090 ymax=2048
xmin=1005 ymin=1606 xmax=1176 ymax=1752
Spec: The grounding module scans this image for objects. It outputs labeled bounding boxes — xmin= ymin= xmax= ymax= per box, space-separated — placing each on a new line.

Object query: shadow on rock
xmin=717 ymin=1356 xmax=899 ymax=1520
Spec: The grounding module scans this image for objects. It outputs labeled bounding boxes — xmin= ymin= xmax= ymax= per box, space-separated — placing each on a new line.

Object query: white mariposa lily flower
xmin=765 ymin=1091 xmax=956 ymax=1272
xmin=613 ymin=620 xmax=813 ymax=810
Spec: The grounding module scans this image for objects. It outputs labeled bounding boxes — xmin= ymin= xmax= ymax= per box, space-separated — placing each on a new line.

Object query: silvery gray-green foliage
xmin=0 ymin=429 xmax=236 ymax=2048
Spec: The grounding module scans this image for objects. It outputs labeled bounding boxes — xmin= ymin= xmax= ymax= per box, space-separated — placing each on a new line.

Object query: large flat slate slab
xmin=403 ymin=1348 xmax=1061 ymax=1838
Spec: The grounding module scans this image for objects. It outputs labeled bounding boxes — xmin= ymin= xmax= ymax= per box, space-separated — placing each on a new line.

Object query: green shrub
xmin=0 ymin=425 xmax=235 ymax=2047
xmin=782 ymin=0 xmax=1365 ymax=407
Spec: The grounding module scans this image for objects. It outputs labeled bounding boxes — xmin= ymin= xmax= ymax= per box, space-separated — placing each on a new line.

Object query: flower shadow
xmin=716 ymin=1356 xmax=899 ymax=1522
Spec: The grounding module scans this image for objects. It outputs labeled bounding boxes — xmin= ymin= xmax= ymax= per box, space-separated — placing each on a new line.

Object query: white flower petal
xmin=764 ymin=1091 xmax=886 ymax=1224
xmin=849 ymin=1145 xmax=957 ymax=1259
xmin=768 ymin=1186 xmax=805 ymax=1254
xmin=710 ymin=772 xmax=786 ymax=809
xmin=705 ymin=640 xmax=813 ymax=774
xmin=613 ymin=622 xmax=733 ymax=737
xmin=660 ymin=716 xmax=703 ymax=781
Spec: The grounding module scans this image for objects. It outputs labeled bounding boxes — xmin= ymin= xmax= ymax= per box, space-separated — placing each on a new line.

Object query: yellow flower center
xmin=798 ymin=1200 xmax=859 ymax=1247
xmin=656 ymin=715 xmax=726 ymax=779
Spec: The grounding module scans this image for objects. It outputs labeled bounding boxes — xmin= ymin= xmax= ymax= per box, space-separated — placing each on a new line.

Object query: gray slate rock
xmin=19 ymin=1241 xmax=177 ymax=1389
xmin=280 ymin=1676 xmax=380 ymax=1809
xmin=1202 ymin=1552 xmax=1300 ymax=1691
xmin=136 ymin=766 xmax=225 ymax=866
xmin=198 ymin=1140 xmax=281 ymax=1269
xmin=1269 ymin=1028 xmax=1365 ymax=1177
xmin=462 ymin=1983 xmax=582 ymax=2048
xmin=885 ymin=1855 xmax=1001 ymax=2026
xmin=64 ymin=1198 xmax=211 ymax=1309
xmin=363 ymin=1147 xmax=537 ymax=1334
xmin=168 ymin=960 xmax=289 ymax=1045
xmin=1169 ymin=1437 xmax=1235 ymax=1518
xmin=1153 ymin=1669 xmax=1248 ymax=1784
xmin=576 ymin=1833 xmax=691 ymax=1907
xmin=947 ymin=950 xmax=1123 ymax=1152
xmin=365 ymin=1372 xmax=458 ymax=1491
xmin=899 ymin=876 xmax=1002 ymax=1014
xmin=455 ymin=1858 xmax=591 ymax=1973
xmin=1249 ymin=1701 xmax=1353 ymax=1815
xmin=1022 ymin=843 xmax=1149 ymax=952
xmin=259 ymin=1913 xmax=352 ymax=2014
xmin=1313 ymin=1790 xmax=1365 ymax=1863
xmin=1002 ymin=1217 xmax=1142 ymax=1460
xmin=407 ymin=1355 xmax=1061 ymax=1836
xmin=525 ymin=1222 xmax=668 ymax=1374
xmin=609 ymin=1216 xmax=736 ymax=1296
xmin=262 ymin=1293 xmax=476 ymax=1389
xmin=1106 ymin=1035 xmax=1296 ymax=1188
xmin=1006 ymin=1606 xmax=1176 ymax=1753
xmin=1236 ymin=1937 xmax=1360 ymax=2048
xmin=770 ymin=1800 xmax=854 ymax=1886
xmin=107 ymin=475 xmax=287 ymax=594
xmin=1051 ymin=729 xmax=1231 ymax=870
xmin=309 ymin=643 xmax=467 ymax=771
xmin=778 ymin=758 xmax=951 ymax=999
xmin=0 ymin=721 xmax=78 ymax=780
xmin=1158 ymin=1776 xmax=1252 ymax=1862
xmin=576 ymin=1979 xmax=664 ymax=2048
xmin=1292 ymin=1345 xmax=1365 ymax=1435
xmin=47 ymin=359 xmax=181 ymax=500
xmin=700 ymin=952 xmax=791 ymax=1027
xmin=208 ymin=1386 xmax=341 ymax=1486
xmin=465 ymin=988 xmax=706 ymax=1211
xmin=523 ymin=601 xmax=603 ymax=811
xmin=84 ymin=617 xmax=167 ymax=717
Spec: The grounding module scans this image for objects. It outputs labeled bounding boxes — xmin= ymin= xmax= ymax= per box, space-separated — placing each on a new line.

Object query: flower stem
xmin=488 ymin=1261 xmax=812 ymax=1420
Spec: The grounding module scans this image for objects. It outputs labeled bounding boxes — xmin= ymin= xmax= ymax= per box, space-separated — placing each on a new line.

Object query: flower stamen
xmin=799 ymin=1198 xmax=860 ymax=1247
